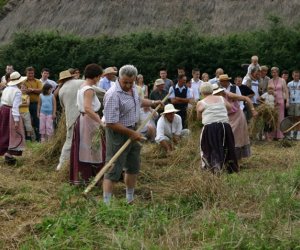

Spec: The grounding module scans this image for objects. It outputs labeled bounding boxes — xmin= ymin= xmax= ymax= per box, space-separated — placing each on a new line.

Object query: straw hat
xmin=102 ymin=67 xmax=117 ymax=76
xmin=58 ymin=70 xmax=73 ymax=83
xmin=212 ymin=83 xmax=225 ymax=95
xmin=162 ymin=104 xmax=179 ymax=114
xmin=155 ymin=78 xmax=165 ymax=86
xmin=219 ymin=74 xmax=231 ymax=81
xmin=7 ymin=72 xmax=27 ymax=86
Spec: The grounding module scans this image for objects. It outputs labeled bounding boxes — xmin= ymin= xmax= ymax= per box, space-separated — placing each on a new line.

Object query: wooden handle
xmin=283 ymin=121 xmax=300 ymax=133
xmin=83 ymin=94 xmax=170 ymax=195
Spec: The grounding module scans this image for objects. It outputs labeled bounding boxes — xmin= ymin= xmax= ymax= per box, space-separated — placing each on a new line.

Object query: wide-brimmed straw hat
xmin=7 ymin=71 xmax=27 ymax=86
xmin=155 ymin=78 xmax=165 ymax=86
xmin=212 ymin=83 xmax=225 ymax=95
xmin=102 ymin=67 xmax=117 ymax=76
xmin=58 ymin=70 xmax=73 ymax=83
xmin=162 ymin=104 xmax=179 ymax=114
xmin=219 ymin=74 xmax=231 ymax=81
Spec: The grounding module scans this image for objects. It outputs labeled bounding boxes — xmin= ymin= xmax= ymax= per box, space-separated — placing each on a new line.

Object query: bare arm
xmin=283 ymin=80 xmax=289 ymax=107
xmin=83 ymin=89 xmax=102 ymax=124
xmin=226 ymin=92 xmax=257 ymax=117
xmin=196 ymin=101 xmax=204 ymax=120
xmin=141 ymin=98 xmax=163 ymax=108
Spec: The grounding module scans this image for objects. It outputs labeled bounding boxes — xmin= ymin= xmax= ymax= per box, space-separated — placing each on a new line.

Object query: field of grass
xmin=0 ymin=132 xmax=300 ymax=249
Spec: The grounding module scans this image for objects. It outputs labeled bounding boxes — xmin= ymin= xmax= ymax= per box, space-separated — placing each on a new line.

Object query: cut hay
xmin=249 ymin=104 xmax=278 ymax=138
xmin=29 ymin=112 xmax=67 ymax=166
xmin=91 ymin=126 xmax=105 ymax=151
xmin=187 ymin=104 xmax=203 ymax=130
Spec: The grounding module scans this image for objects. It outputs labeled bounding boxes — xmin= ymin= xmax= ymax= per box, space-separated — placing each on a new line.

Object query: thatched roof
xmin=0 ymin=0 xmax=299 ymax=42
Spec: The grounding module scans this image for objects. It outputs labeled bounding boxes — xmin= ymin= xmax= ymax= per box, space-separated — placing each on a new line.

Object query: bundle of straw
xmin=249 ymin=104 xmax=278 ymax=137
xmin=91 ymin=126 xmax=105 ymax=151
xmin=30 ymin=112 xmax=66 ymax=166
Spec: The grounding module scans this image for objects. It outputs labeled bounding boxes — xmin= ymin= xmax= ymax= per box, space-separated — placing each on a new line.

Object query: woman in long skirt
xmin=212 ymin=84 xmax=257 ymax=161
xmin=70 ymin=64 xmax=105 ymax=185
xmin=197 ymin=82 xmax=238 ymax=173
xmin=0 ymin=72 xmax=26 ymax=164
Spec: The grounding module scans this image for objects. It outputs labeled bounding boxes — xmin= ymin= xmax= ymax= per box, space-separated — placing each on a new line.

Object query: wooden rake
xmin=83 ymin=94 xmax=169 ymax=196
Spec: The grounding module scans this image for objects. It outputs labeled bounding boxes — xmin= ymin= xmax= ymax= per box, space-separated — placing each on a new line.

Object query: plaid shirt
xmin=104 ymin=80 xmax=140 ymax=127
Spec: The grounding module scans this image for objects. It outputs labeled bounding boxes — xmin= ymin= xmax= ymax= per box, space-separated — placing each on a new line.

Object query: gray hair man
xmin=103 ymin=65 xmax=163 ymax=204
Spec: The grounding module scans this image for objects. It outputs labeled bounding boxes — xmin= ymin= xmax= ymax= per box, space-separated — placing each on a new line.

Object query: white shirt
xmin=168 ymin=84 xmax=193 ymax=99
xmin=40 ymin=78 xmax=58 ymax=91
xmin=77 ymin=85 xmax=101 ymax=113
xmin=191 ymin=79 xmax=203 ymax=100
xmin=139 ymin=108 xmax=158 ymax=133
xmin=261 ymin=93 xmax=275 ymax=107
xmin=1 ymin=85 xmax=22 ymax=121
xmin=209 ymin=77 xmax=218 ymax=84
xmin=225 ymin=83 xmax=244 ymax=110
xmin=242 ymin=76 xmax=259 ymax=104
xmin=155 ymin=114 xmax=182 ymax=142
xmin=288 ymin=80 xmax=300 ymax=104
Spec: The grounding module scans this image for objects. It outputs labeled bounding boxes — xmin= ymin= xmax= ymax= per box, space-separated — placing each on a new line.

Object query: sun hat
xmin=58 ymin=70 xmax=73 ymax=83
xmin=219 ymin=74 xmax=232 ymax=82
xmin=162 ymin=104 xmax=179 ymax=114
xmin=155 ymin=78 xmax=165 ymax=86
xmin=7 ymin=72 xmax=27 ymax=86
xmin=102 ymin=67 xmax=118 ymax=76
xmin=212 ymin=83 xmax=225 ymax=95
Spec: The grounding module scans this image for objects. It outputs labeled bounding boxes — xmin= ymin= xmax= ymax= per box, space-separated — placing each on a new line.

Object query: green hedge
xmin=0 ymin=19 xmax=300 ymax=84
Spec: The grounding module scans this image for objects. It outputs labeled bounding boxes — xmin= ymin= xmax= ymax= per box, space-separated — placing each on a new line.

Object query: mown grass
xmin=16 ymin=140 xmax=300 ymax=250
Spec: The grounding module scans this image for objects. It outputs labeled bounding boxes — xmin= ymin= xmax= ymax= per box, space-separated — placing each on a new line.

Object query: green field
xmin=1 ymin=133 xmax=300 ymax=249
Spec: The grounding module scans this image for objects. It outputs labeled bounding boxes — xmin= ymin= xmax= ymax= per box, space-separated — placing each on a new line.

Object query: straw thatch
xmin=1 ymin=0 xmax=300 ymax=42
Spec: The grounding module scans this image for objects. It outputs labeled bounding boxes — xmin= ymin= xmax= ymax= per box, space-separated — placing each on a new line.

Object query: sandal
xmin=4 ymin=155 xmax=17 ymax=165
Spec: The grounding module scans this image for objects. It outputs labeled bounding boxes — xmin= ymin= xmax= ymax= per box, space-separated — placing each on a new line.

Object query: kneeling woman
xmin=70 ymin=64 xmax=105 ymax=185
xmin=197 ymin=82 xmax=238 ymax=173
xmin=0 ymin=72 xmax=26 ymax=164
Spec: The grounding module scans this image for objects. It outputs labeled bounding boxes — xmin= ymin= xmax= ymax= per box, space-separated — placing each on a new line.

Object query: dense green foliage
xmin=0 ymin=0 xmax=7 ymax=9
xmin=0 ymin=18 xmax=299 ymax=83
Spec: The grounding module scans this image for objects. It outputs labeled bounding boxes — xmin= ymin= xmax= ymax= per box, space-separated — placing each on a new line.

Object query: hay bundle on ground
xmin=30 ymin=112 xmax=67 ymax=166
xmin=249 ymin=104 xmax=278 ymax=138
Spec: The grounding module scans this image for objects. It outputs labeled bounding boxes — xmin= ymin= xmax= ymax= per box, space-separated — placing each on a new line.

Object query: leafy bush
xmin=0 ymin=18 xmax=299 ymax=84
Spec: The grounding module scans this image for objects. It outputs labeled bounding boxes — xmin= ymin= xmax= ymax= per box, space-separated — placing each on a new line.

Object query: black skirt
xmin=200 ymin=122 xmax=238 ymax=173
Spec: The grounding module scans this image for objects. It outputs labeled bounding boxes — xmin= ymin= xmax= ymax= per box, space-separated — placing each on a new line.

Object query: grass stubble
xmin=0 ymin=117 xmax=300 ymax=249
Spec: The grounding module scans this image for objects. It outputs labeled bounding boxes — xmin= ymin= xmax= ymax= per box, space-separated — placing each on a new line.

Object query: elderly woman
xmin=0 ymin=72 xmax=26 ymax=164
xmin=212 ymin=83 xmax=257 ymax=161
xmin=197 ymin=82 xmax=238 ymax=173
xmin=70 ymin=64 xmax=105 ymax=185
xmin=268 ymin=67 xmax=289 ymax=139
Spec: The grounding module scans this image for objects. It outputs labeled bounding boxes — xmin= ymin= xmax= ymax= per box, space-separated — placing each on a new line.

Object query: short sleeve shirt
xmin=288 ymin=80 xmax=300 ymax=104
xmin=104 ymin=81 xmax=140 ymax=127
xmin=24 ymin=79 xmax=43 ymax=103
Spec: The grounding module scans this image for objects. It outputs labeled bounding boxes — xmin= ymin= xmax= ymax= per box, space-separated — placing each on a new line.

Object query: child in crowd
xmin=259 ymin=83 xmax=276 ymax=141
xmin=20 ymin=84 xmax=34 ymax=141
xmin=247 ymin=55 xmax=260 ymax=74
xmin=139 ymin=107 xmax=158 ymax=142
xmin=201 ymin=72 xmax=209 ymax=82
xmin=37 ymin=83 xmax=56 ymax=142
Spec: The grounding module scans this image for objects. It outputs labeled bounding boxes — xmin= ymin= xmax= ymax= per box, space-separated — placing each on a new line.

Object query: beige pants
xmin=58 ymin=125 xmax=74 ymax=165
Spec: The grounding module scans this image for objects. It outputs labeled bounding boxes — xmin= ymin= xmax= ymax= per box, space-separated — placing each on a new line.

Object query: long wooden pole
xmin=83 ymin=93 xmax=170 ymax=196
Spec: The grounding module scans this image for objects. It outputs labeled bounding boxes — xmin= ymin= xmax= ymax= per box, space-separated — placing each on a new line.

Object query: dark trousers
xmin=29 ymin=102 xmax=40 ymax=141
xmin=178 ymin=109 xmax=187 ymax=128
